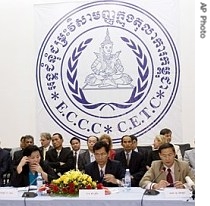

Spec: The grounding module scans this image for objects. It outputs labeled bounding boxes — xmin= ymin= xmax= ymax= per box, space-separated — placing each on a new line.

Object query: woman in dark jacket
xmin=10 ymin=145 xmax=58 ymax=187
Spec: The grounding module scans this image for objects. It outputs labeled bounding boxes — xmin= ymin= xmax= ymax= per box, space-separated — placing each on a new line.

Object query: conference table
xmin=0 ymin=187 xmax=195 ymax=206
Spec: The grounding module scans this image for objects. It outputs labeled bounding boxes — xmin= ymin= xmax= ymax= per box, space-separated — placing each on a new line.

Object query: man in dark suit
xmin=85 ymin=141 xmax=125 ymax=187
xmin=130 ymin=134 xmax=152 ymax=161
xmin=0 ymin=147 xmax=11 ymax=186
xmin=114 ymin=135 xmax=147 ymax=187
xmin=80 ymin=135 xmax=99 ymax=171
xmin=69 ymin=137 xmax=85 ymax=171
xmin=45 ymin=133 xmax=74 ymax=176
xmin=12 ymin=135 xmax=34 ymax=169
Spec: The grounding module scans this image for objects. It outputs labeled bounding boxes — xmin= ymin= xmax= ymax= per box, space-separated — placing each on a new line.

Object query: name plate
xmin=164 ymin=188 xmax=191 ymax=198
xmin=0 ymin=188 xmax=19 ymax=198
xmin=79 ymin=189 xmax=105 ymax=198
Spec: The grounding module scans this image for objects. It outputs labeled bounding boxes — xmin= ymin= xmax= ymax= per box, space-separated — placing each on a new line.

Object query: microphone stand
xmin=185 ymin=176 xmax=195 ymax=200
xmin=144 ymin=188 xmax=160 ymax=195
xmin=144 ymin=167 xmax=165 ymax=196
xmin=22 ymin=191 xmax=37 ymax=198
xmin=22 ymin=177 xmax=39 ymax=198
xmin=192 ymin=189 xmax=195 ymax=200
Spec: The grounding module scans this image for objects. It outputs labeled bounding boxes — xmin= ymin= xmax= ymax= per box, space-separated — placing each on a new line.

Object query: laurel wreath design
xmin=67 ymin=37 xmax=149 ymax=111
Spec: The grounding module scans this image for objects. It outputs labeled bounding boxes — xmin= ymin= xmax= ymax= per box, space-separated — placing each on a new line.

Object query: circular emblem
xmin=36 ymin=1 xmax=180 ymax=142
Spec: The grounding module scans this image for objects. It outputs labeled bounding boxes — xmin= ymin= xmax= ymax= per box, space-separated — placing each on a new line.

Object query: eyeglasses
xmin=94 ymin=153 xmax=108 ymax=158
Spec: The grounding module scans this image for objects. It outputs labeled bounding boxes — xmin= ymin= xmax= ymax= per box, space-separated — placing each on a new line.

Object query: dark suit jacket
xmin=10 ymin=161 xmax=58 ymax=187
xmin=39 ymin=145 xmax=53 ymax=159
xmin=146 ymin=150 xmax=160 ymax=167
xmin=136 ymin=146 xmax=152 ymax=163
xmin=0 ymin=148 xmax=11 ymax=186
xmin=114 ymin=150 xmax=147 ymax=186
xmin=85 ymin=159 xmax=125 ymax=187
xmin=70 ymin=149 xmax=86 ymax=171
xmin=79 ymin=150 xmax=92 ymax=171
xmin=45 ymin=147 xmax=74 ymax=175
xmin=12 ymin=149 xmax=24 ymax=168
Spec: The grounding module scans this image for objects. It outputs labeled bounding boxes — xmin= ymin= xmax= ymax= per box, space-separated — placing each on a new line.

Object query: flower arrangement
xmin=47 ymin=170 xmax=97 ymax=196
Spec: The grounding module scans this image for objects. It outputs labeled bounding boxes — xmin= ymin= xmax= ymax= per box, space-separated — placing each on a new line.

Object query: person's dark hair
xmin=23 ymin=145 xmax=41 ymax=157
xmin=24 ymin=135 xmax=34 ymax=142
xmin=130 ymin=134 xmax=137 ymax=142
xmin=87 ymin=135 xmax=99 ymax=142
xmin=160 ymin=128 xmax=172 ymax=135
xmin=70 ymin=137 xmax=80 ymax=144
xmin=121 ymin=134 xmax=132 ymax=143
xmin=93 ymin=141 xmax=109 ymax=153
xmin=158 ymin=143 xmax=175 ymax=153
xmin=20 ymin=136 xmax=25 ymax=141
xmin=52 ymin=133 xmax=63 ymax=139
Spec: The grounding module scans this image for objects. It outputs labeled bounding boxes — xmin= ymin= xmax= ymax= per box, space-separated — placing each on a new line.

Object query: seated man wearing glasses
xmin=85 ymin=141 xmax=125 ymax=187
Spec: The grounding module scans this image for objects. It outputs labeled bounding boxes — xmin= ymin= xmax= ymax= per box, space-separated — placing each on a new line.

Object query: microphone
xmin=185 ymin=176 xmax=195 ymax=200
xmin=22 ymin=176 xmax=39 ymax=198
xmin=144 ymin=167 xmax=166 ymax=195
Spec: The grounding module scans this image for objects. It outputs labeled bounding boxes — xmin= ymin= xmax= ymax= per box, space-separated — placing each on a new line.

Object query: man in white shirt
xmin=39 ymin=132 xmax=53 ymax=160
xmin=69 ymin=137 xmax=85 ymax=170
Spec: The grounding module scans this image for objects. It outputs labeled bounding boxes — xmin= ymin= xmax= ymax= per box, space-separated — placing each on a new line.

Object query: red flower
xmin=86 ymin=184 xmax=92 ymax=189
xmin=47 ymin=170 xmax=97 ymax=196
xmin=97 ymin=183 xmax=104 ymax=189
xmin=50 ymin=184 xmax=59 ymax=193
xmin=69 ymin=187 xmax=75 ymax=194
xmin=62 ymin=187 xmax=69 ymax=193
xmin=68 ymin=182 xmax=75 ymax=188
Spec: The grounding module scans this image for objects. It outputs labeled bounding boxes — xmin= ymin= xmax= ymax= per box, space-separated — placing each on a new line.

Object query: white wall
xmin=0 ymin=0 xmax=195 ymax=148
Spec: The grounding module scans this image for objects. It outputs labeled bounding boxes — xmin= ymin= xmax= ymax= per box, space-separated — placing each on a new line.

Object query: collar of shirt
xmin=89 ymin=151 xmax=95 ymax=162
xmin=44 ymin=146 xmax=50 ymax=151
xmin=98 ymin=165 xmax=106 ymax=174
xmin=134 ymin=148 xmax=138 ymax=152
xmin=164 ymin=164 xmax=175 ymax=174
xmin=124 ymin=151 xmax=132 ymax=155
xmin=56 ymin=149 xmax=61 ymax=156
xmin=75 ymin=149 xmax=80 ymax=154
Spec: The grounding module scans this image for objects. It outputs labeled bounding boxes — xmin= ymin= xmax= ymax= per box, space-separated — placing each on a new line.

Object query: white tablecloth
xmin=0 ymin=187 xmax=195 ymax=206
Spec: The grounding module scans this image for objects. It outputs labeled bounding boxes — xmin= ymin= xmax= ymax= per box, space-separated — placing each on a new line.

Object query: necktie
xmin=100 ymin=169 xmax=104 ymax=178
xmin=167 ymin=168 xmax=173 ymax=186
xmin=57 ymin=150 xmax=60 ymax=158
xmin=74 ymin=151 xmax=77 ymax=169
xmin=100 ymin=169 xmax=104 ymax=183
xmin=126 ymin=152 xmax=130 ymax=166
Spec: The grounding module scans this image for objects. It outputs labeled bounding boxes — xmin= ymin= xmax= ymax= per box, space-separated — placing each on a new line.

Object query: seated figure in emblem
xmin=84 ymin=29 xmax=133 ymax=88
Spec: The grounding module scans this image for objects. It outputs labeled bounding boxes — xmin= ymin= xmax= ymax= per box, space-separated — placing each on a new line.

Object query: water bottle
xmin=124 ymin=169 xmax=131 ymax=190
xmin=36 ymin=172 xmax=43 ymax=195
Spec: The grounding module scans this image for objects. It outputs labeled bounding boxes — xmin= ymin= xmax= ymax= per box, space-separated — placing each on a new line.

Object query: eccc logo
xmin=36 ymin=0 xmax=180 ymax=142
